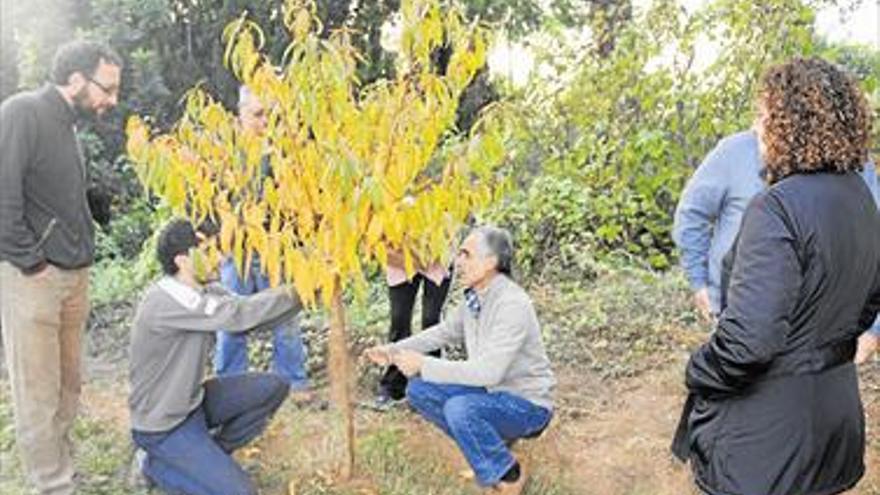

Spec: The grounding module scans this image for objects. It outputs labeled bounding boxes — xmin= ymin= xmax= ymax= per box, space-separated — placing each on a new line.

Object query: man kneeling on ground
xmin=364 ymin=226 xmax=556 ymax=495
xmin=128 ymin=219 xmax=303 ymax=495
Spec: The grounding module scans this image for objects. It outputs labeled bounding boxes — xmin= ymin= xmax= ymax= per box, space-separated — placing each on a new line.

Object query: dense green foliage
xmin=488 ymin=0 xmax=880 ymax=274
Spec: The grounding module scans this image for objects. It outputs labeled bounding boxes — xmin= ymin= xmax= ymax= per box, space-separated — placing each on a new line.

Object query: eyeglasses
xmin=86 ymin=76 xmax=118 ymax=97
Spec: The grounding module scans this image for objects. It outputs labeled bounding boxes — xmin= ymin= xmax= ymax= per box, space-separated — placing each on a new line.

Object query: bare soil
xmin=70 ymin=359 xmax=880 ymax=495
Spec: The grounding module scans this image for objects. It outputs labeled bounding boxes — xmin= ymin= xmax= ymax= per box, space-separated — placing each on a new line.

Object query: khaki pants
xmin=0 ymin=262 xmax=89 ymax=495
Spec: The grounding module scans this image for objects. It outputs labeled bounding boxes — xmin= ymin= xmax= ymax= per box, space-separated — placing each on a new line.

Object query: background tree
xmin=489 ymin=0 xmax=878 ymax=276
xmin=126 ymin=0 xmax=507 ymax=479
xmin=0 ymin=0 xmax=20 ymax=101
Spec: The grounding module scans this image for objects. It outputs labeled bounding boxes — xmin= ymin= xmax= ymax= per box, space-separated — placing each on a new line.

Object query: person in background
xmin=213 ymin=86 xmax=312 ymax=400
xmin=370 ymin=247 xmax=452 ymax=410
xmin=0 ymin=40 xmax=122 ymax=495
xmin=673 ymin=130 xmax=879 ymax=323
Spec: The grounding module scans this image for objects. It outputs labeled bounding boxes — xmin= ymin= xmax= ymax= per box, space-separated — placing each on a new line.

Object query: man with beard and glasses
xmin=0 ymin=40 xmax=121 ymax=495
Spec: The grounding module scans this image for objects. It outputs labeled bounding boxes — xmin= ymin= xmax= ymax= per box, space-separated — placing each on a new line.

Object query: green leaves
xmin=491 ymin=0 xmax=862 ymax=273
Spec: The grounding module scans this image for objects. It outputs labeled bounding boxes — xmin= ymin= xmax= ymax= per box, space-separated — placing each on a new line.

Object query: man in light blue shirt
xmin=673 ymin=130 xmax=880 ymax=332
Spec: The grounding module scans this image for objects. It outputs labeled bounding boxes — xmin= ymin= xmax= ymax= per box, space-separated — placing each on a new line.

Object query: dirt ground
xmin=66 ymin=357 xmax=880 ymax=495
xmin=5 ymin=283 xmax=880 ymax=495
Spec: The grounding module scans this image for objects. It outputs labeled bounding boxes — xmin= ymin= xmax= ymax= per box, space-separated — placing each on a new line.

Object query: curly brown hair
xmin=756 ymin=57 xmax=872 ymax=184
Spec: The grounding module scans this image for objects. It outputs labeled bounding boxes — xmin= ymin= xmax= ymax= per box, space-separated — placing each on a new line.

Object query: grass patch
xmin=254 ymin=406 xmax=579 ymax=495
xmin=532 ymin=259 xmax=703 ymax=379
xmin=0 ymin=383 xmax=148 ymax=495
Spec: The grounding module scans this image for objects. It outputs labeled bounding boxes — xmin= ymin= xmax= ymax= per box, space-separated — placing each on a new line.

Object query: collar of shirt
xmin=40 ymin=84 xmax=78 ymax=127
xmin=158 ymin=276 xmax=204 ymax=311
xmin=464 ymin=287 xmax=481 ymax=317
xmin=464 ymin=274 xmax=508 ymax=318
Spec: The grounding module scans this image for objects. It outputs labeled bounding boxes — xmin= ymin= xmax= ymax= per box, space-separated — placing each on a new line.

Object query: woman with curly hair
xmin=677 ymin=57 xmax=880 ymax=495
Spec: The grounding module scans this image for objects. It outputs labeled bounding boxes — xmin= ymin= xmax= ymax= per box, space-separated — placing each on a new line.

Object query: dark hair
xmin=50 ymin=40 xmax=122 ymax=86
xmin=757 ymin=57 xmax=871 ymax=184
xmin=156 ymin=219 xmax=198 ymax=276
xmin=474 ymin=225 xmax=514 ymax=276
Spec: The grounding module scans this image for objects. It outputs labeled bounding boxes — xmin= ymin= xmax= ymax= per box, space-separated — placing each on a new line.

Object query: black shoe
xmin=360 ymin=390 xmax=405 ymax=412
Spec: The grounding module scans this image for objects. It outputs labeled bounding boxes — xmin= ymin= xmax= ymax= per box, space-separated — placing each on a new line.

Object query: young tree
xmin=127 ymin=0 xmax=506 ymax=479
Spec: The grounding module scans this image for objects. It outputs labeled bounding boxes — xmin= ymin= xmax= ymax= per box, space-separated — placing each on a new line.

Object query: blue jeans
xmin=214 ymin=258 xmax=310 ymax=390
xmin=132 ymin=373 xmax=288 ymax=495
xmin=405 ymin=378 xmax=552 ymax=487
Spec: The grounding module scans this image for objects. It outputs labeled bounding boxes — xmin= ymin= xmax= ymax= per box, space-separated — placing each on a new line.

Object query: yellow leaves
xmin=242 ymin=202 xmax=269 ymax=267
xmin=382 ymin=176 xmax=404 ymax=204
xmin=192 ymin=174 xmax=215 ymax=220
xmin=218 ymin=209 xmax=237 ymax=254
xmin=126 ymin=118 xmax=164 ymax=192
xmin=283 ymin=0 xmax=319 ymax=44
xmin=264 ymin=178 xmax=280 ymax=215
xmin=223 ymin=17 xmax=266 ymax=82
xmin=191 ymin=237 xmax=222 ymax=284
xmin=265 ymin=234 xmax=283 ymax=288
xmin=382 ymin=211 xmax=404 ymax=245
xmin=233 ymin=222 xmax=245 ymax=276
xmin=373 ymin=242 xmax=388 ymax=268
xmin=125 ymin=117 xmax=149 ymax=160
xmin=164 ymin=168 xmax=187 ymax=212
xmin=403 ymin=247 xmax=416 ymax=279
xmin=355 ymin=194 xmax=371 ymax=232
xmin=400 ymin=0 xmax=445 ymax=66
xmin=365 ymin=215 xmax=384 ymax=247
xmin=200 ymin=103 xmax=230 ymax=133
xmin=284 ymin=244 xmax=315 ymax=303
xmin=125 ymin=0 xmax=505 ymax=312
xmin=320 ymin=268 xmax=336 ymax=308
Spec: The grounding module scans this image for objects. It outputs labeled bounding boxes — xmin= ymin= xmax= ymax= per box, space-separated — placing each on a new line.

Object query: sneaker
xmin=493 ymin=461 xmax=528 ymax=495
xmin=128 ymin=448 xmax=153 ymax=489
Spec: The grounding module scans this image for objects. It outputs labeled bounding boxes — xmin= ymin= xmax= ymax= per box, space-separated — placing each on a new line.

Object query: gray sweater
xmin=129 ymin=276 xmax=301 ymax=432
xmin=390 ymin=275 xmax=556 ymax=410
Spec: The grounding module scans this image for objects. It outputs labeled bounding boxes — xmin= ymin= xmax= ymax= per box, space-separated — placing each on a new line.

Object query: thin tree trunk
xmin=328 ymin=284 xmax=355 ymax=479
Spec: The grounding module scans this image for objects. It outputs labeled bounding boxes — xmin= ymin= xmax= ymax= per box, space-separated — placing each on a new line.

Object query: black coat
xmin=0 ymin=85 xmax=96 ymax=272
xmin=679 ymin=172 xmax=880 ymax=495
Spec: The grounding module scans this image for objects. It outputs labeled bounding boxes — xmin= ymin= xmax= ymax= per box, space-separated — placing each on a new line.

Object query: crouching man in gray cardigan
xmin=128 ymin=219 xmax=303 ymax=495
xmin=364 ymin=226 xmax=556 ymax=495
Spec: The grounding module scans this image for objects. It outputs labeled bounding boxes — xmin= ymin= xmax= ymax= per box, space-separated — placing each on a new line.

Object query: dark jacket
xmin=0 ymin=85 xmax=95 ymax=272
xmin=679 ymin=172 xmax=880 ymax=495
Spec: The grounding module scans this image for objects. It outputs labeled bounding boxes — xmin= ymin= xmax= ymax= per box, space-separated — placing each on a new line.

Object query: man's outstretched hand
xmin=362 ymin=346 xmax=424 ymax=377
xmin=363 ymin=346 xmax=394 ymax=366
xmin=693 ymin=287 xmax=714 ymax=324
xmin=392 ymin=350 xmax=424 ymax=377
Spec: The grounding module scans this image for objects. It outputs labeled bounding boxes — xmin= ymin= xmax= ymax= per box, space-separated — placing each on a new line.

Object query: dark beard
xmin=72 ymin=88 xmax=97 ymax=121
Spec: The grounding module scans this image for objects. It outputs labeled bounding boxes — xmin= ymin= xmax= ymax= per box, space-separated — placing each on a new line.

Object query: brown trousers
xmin=0 ymin=262 xmax=89 ymax=495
